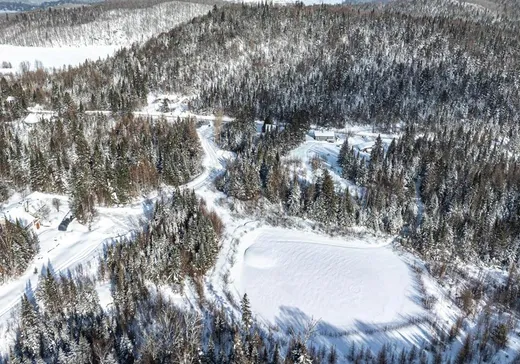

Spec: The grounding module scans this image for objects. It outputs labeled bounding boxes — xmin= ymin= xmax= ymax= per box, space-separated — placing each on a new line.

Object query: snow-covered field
xmin=231 ymin=227 xmax=424 ymax=330
xmin=0 ymin=45 xmax=118 ymax=74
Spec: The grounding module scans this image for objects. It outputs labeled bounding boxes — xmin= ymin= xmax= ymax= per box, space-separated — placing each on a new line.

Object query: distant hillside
xmin=0 ymin=0 xmax=97 ymax=5
xmin=0 ymin=0 xmax=98 ymax=12
xmin=5 ymin=1 xmax=518 ymax=128
xmin=0 ymin=0 xmax=214 ymax=46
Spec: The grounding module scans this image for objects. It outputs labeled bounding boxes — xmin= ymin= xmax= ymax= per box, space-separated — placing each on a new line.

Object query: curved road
xmin=0 ymin=124 xmax=222 ymax=323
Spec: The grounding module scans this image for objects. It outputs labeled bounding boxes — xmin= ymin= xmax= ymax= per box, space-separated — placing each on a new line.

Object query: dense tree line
xmin=395 ymin=123 xmax=520 ymax=267
xmin=384 ymin=0 xmax=520 ymax=23
xmin=8 ymin=261 xmax=520 ymax=363
xmin=341 ymin=119 xmax=520 ymax=267
xmin=341 ymin=121 xmax=520 ymax=267
xmin=0 ymin=218 xmax=39 ymax=283
xmin=6 ymin=272 xmax=343 ymax=363
xmin=0 ymin=106 xmax=203 ymax=224
xmin=99 ymin=190 xmax=222 ymax=297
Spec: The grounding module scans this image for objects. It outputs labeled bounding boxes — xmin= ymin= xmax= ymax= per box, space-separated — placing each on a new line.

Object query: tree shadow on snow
xmin=272 ymin=305 xmax=436 ymax=355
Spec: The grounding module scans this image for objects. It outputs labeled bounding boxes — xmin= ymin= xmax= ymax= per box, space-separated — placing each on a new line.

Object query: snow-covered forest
xmin=2 ymin=1 xmax=519 ymax=128
xmin=1 ymin=0 xmax=520 ymax=362
xmin=0 ymin=0 xmax=213 ymax=47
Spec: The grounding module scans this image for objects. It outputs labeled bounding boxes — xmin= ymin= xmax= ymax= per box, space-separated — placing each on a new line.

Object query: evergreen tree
xmin=241 ymin=293 xmax=252 ymax=331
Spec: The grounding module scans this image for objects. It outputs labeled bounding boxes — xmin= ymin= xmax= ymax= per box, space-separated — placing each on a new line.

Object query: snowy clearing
xmin=286 ymin=130 xmax=395 ymax=196
xmin=0 ymin=45 xmax=118 ymax=74
xmin=230 ymin=227 xmax=425 ymax=334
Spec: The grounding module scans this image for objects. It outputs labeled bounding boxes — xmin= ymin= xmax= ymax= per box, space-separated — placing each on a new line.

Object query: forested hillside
xmin=2 ymin=0 xmax=519 ymax=130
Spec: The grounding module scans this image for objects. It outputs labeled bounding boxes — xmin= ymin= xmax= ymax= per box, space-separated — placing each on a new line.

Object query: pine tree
xmin=160 ymin=99 xmax=169 ymax=113
xmin=272 ymin=342 xmax=281 ymax=364
xmin=16 ymin=294 xmax=41 ymax=360
xmin=491 ymin=323 xmax=509 ymax=348
xmin=337 ymin=138 xmax=349 ymax=167
xmin=287 ymin=179 xmax=301 ymax=216
xmin=241 ymin=293 xmax=252 ymax=331
xmin=327 ymin=346 xmax=337 ymax=364
xmin=290 ymin=340 xmax=312 ymax=364
xmin=377 ymin=344 xmax=389 ymax=364
xmin=232 ymin=331 xmax=247 ymax=364
xmin=456 ymin=334 xmax=472 ymax=364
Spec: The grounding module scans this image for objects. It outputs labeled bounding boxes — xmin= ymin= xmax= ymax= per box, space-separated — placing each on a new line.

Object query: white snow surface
xmin=0 ymin=45 xmax=118 ymax=73
xmin=231 ymin=227 xmax=425 ymax=331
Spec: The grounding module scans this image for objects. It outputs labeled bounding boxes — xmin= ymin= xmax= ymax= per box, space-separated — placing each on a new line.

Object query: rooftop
xmin=314 ymin=130 xmax=335 ymax=138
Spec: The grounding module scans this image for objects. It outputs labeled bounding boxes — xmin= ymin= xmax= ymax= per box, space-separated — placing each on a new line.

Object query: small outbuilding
xmin=314 ymin=130 xmax=336 ymax=142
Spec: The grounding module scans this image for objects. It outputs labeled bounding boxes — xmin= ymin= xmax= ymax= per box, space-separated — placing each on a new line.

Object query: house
xmin=314 ymin=130 xmax=336 ymax=142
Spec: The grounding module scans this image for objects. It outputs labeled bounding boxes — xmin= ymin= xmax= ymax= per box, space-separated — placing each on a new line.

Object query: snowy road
xmin=0 ymin=123 xmax=226 ymax=352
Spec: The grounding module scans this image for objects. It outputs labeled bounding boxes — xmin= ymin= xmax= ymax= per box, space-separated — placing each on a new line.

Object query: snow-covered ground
xmin=0 ymin=45 xmax=118 ymax=74
xmin=287 ymin=128 xmax=396 ymax=196
xmin=0 ymin=192 xmax=147 ymax=351
xmin=288 ymin=136 xmax=353 ymax=190
xmin=231 ymin=227 xmax=424 ymax=330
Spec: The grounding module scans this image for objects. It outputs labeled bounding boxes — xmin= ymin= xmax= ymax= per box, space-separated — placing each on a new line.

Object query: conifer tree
xmin=241 ymin=293 xmax=252 ymax=331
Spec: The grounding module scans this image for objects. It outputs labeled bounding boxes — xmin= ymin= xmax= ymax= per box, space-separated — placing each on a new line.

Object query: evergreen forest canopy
xmin=1 ymin=0 xmax=520 ymax=362
xmin=0 ymin=113 xmax=203 ymax=224
xmin=1 ymin=0 xmax=519 ymax=129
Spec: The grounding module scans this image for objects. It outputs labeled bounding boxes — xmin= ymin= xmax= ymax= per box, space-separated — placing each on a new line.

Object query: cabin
xmin=314 ymin=130 xmax=336 ymax=142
